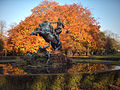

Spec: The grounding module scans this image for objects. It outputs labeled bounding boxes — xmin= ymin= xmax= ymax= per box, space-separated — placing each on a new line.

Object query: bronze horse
xmin=30 ymin=21 xmax=62 ymax=51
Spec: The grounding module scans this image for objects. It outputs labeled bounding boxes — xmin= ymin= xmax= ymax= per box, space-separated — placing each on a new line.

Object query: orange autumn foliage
xmin=67 ymin=63 xmax=107 ymax=73
xmin=0 ymin=64 xmax=27 ymax=75
xmin=7 ymin=0 xmax=104 ymax=55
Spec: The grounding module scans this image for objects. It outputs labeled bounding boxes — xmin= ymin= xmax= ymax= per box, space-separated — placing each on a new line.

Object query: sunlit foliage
xmin=7 ymin=0 xmax=103 ymax=55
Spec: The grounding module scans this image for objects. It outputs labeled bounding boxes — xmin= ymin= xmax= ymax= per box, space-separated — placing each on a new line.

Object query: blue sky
xmin=0 ymin=0 xmax=120 ymax=35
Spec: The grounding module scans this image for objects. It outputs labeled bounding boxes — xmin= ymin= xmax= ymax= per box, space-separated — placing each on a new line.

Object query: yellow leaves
xmin=7 ymin=0 xmax=102 ymax=54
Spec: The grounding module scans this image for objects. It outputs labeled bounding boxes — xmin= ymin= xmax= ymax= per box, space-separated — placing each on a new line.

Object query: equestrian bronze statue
xmin=30 ymin=18 xmax=64 ymax=64
xmin=31 ymin=18 xmax=64 ymax=51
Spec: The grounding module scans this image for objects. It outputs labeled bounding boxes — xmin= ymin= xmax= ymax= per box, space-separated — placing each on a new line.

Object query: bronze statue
xmin=31 ymin=19 xmax=64 ymax=51
xmin=37 ymin=42 xmax=51 ymax=64
xmin=51 ymin=18 xmax=64 ymax=45
xmin=30 ymin=18 xmax=64 ymax=64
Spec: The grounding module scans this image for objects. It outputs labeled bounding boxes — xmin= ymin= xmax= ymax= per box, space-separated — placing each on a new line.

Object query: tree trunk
xmin=65 ymin=50 xmax=68 ymax=55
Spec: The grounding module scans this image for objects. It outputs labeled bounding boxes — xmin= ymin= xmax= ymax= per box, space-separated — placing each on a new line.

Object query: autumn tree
xmin=0 ymin=20 xmax=7 ymax=54
xmin=93 ymin=31 xmax=119 ymax=55
xmin=7 ymin=0 xmax=103 ymax=56
xmin=104 ymin=36 xmax=118 ymax=55
xmin=0 ymin=39 xmax=4 ymax=52
xmin=0 ymin=20 xmax=6 ymax=36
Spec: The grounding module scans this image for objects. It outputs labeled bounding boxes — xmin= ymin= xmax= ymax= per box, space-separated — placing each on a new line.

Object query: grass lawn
xmin=0 ymin=53 xmax=120 ymax=65
xmin=70 ymin=53 xmax=120 ymax=62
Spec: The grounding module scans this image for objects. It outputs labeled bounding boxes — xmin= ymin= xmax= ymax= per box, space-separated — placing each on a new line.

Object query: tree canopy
xmin=7 ymin=0 xmax=104 ymax=55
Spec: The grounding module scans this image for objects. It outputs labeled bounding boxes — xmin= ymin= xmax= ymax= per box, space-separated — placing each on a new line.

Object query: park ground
xmin=0 ymin=52 xmax=120 ymax=65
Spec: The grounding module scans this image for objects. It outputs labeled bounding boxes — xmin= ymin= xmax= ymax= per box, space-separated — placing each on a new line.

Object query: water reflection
xmin=0 ymin=63 xmax=120 ymax=89
xmin=112 ymin=66 xmax=120 ymax=70
xmin=67 ymin=63 xmax=120 ymax=73
xmin=0 ymin=70 xmax=120 ymax=89
xmin=0 ymin=64 xmax=27 ymax=75
xmin=0 ymin=63 xmax=120 ymax=75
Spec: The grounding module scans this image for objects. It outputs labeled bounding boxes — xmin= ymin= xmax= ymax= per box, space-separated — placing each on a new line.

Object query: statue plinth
xmin=51 ymin=51 xmax=72 ymax=64
xmin=24 ymin=51 xmax=73 ymax=66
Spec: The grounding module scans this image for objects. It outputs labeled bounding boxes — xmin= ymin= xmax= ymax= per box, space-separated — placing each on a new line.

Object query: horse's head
xmin=39 ymin=21 xmax=48 ymax=27
xmin=30 ymin=28 xmax=40 ymax=36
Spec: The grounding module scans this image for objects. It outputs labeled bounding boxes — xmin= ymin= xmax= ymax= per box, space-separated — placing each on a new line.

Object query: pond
xmin=0 ymin=62 xmax=120 ymax=89
xmin=0 ymin=63 xmax=120 ymax=75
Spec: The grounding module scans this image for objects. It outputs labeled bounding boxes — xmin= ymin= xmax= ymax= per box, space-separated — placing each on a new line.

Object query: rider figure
xmin=31 ymin=19 xmax=63 ymax=52
xmin=39 ymin=21 xmax=53 ymax=34
xmin=53 ymin=18 xmax=64 ymax=44
xmin=39 ymin=19 xmax=64 ymax=43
